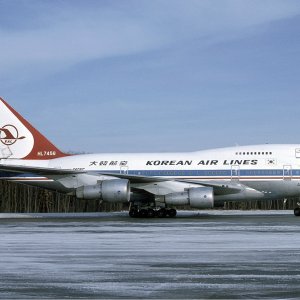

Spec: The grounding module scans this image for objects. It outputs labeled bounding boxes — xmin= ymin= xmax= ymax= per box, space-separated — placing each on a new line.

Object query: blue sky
xmin=1 ymin=0 xmax=300 ymax=153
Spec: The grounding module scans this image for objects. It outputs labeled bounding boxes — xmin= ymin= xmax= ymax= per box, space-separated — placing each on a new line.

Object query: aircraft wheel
xmin=157 ymin=208 xmax=167 ymax=218
xmin=139 ymin=209 xmax=148 ymax=218
xmin=294 ymin=207 xmax=300 ymax=216
xmin=167 ymin=208 xmax=177 ymax=218
xmin=147 ymin=208 xmax=155 ymax=218
xmin=129 ymin=208 xmax=138 ymax=218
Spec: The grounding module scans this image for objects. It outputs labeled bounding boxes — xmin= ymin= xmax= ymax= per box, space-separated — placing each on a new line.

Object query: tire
xmin=157 ymin=208 xmax=167 ymax=218
xmin=294 ymin=207 xmax=300 ymax=216
xmin=147 ymin=208 xmax=155 ymax=218
xmin=129 ymin=209 xmax=138 ymax=218
xmin=139 ymin=209 xmax=148 ymax=218
xmin=167 ymin=208 xmax=177 ymax=218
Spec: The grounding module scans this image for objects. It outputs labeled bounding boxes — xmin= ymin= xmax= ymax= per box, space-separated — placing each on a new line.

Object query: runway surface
xmin=0 ymin=210 xmax=299 ymax=299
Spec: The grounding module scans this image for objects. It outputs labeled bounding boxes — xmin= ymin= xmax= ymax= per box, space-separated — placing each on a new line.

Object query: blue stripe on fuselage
xmin=0 ymin=168 xmax=298 ymax=179
xmin=95 ymin=169 xmax=298 ymax=177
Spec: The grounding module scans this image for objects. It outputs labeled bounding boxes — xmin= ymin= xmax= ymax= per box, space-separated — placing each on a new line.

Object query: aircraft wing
xmin=0 ymin=164 xmax=81 ymax=175
xmin=0 ymin=164 xmax=165 ymax=182
xmin=0 ymin=164 xmax=244 ymax=195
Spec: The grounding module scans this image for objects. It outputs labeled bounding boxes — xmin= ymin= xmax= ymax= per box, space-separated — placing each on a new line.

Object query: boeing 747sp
xmin=0 ymin=97 xmax=300 ymax=217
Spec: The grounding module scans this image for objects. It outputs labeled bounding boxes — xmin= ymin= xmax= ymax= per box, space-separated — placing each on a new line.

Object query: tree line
xmin=0 ymin=181 xmax=125 ymax=213
xmin=0 ymin=181 xmax=298 ymax=213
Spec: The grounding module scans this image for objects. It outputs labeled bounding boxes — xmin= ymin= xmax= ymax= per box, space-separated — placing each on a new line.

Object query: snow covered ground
xmin=0 ymin=210 xmax=299 ymax=299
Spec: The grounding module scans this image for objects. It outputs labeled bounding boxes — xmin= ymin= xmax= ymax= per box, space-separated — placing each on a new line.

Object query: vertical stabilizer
xmin=0 ymin=97 xmax=69 ymax=159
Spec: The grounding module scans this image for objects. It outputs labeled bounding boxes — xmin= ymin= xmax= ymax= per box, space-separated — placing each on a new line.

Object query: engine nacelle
xmin=165 ymin=187 xmax=214 ymax=209
xmin=76 ymin=179 xmax=130 ymax=203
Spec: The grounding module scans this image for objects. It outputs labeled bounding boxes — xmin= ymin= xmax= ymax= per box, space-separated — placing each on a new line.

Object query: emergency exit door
xmin=283 ymin=165 xmax=292 ymax=180
xmin=231 ymin=165 xmax=240 ymax=181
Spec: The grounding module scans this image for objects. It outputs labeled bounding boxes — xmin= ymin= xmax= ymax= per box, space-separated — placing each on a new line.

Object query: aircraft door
xmin=120 ymin=166 xmax=129 ymax=174
xmin=295 ymin=148 xmax=300 ymax=158
xmin=283 ymin=165 xmax=292 ymax=180
xmin=231 ymin=165 xmax=240 ymax=181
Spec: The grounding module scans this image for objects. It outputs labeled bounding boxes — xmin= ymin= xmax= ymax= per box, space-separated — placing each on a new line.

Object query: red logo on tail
xmin=0 ymin=124 xmax=25 ymax=146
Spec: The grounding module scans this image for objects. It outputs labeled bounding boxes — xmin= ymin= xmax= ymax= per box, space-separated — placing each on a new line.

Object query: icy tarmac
xmin=0 ymin=210 xmax=299 ymax=299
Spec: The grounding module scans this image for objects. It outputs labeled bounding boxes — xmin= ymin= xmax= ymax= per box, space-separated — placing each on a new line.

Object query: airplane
xmin=0 ymin=97 xmax=300 ymax=217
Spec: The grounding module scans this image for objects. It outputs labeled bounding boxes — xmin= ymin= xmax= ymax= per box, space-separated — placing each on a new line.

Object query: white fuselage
xmin=3 ymin=144 xmax=300 ymax=201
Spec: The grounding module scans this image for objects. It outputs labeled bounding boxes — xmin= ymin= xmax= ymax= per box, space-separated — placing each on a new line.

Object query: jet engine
xmin=76 ymin=179 xmax=130 ymax=203
xmin=165 ymin=187 xmax=214 ymax=209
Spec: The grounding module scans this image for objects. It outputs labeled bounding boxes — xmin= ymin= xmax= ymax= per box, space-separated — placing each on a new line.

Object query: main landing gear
xmin=129 ymin=207 xmax=177 ymax=218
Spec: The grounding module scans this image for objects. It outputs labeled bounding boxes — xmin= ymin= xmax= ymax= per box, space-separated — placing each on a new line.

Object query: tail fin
xmin=0 ymin=97 xmax=69 ymax=160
